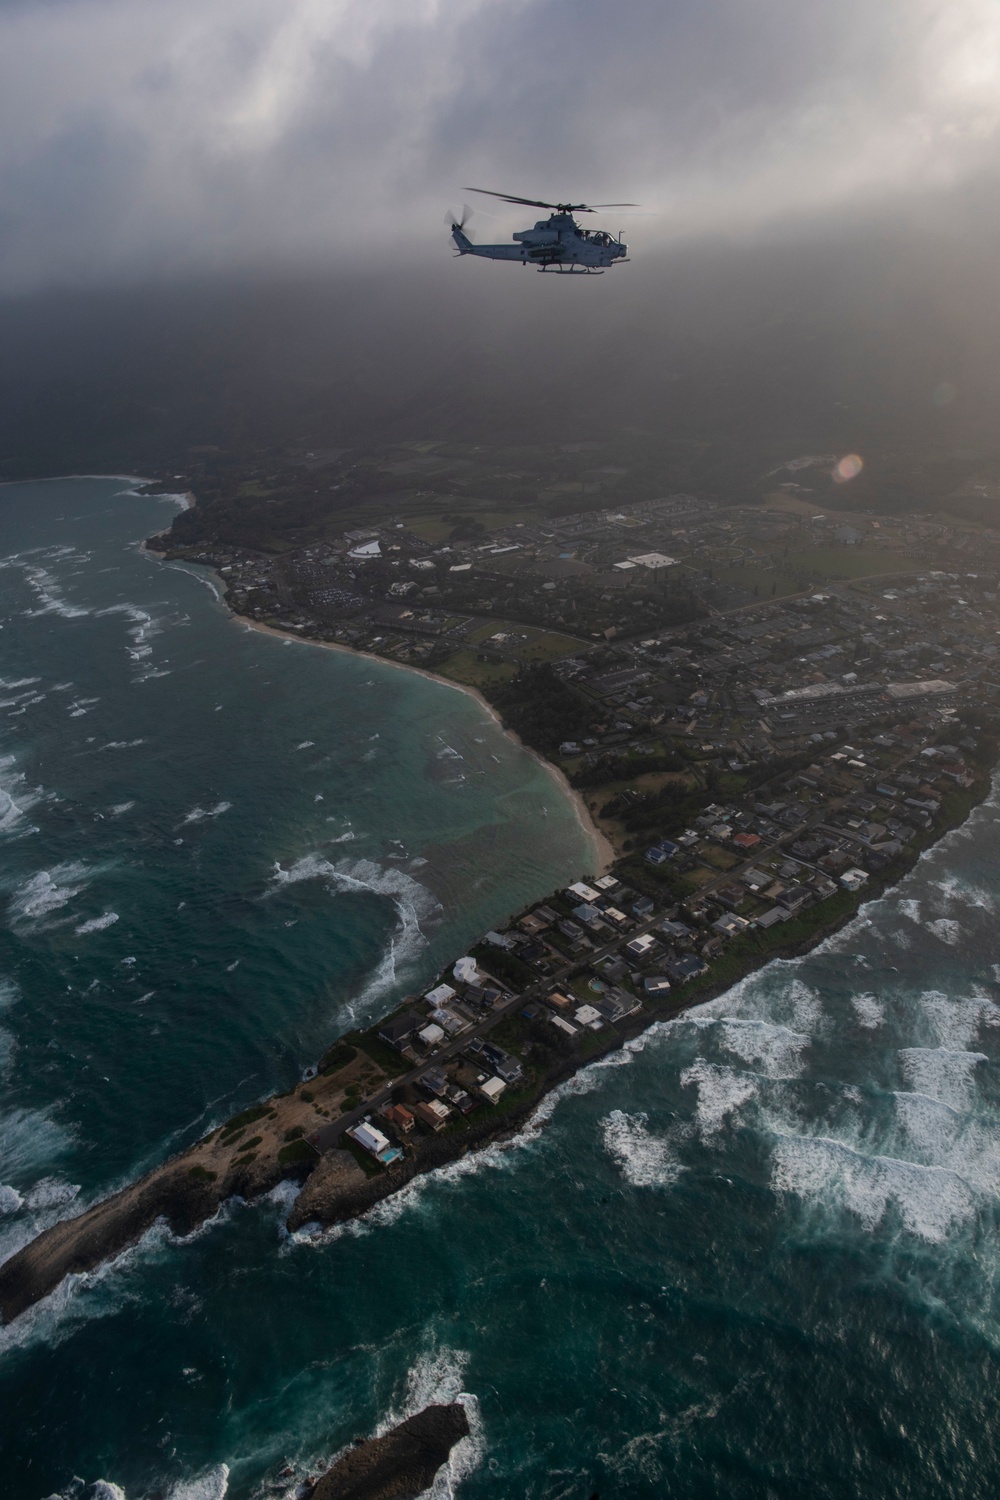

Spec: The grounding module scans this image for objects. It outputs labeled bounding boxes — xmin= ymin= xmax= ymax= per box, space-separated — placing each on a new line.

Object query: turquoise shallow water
xmin=2 ymin=480 xmax=1000 ymax=1500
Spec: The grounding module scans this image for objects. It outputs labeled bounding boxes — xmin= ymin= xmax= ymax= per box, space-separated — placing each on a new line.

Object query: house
xmin=645 ymin=846 xmax=671 ymax=865
xmin=594 ymin=874 xmax=620 ymax=893
xmin=574 ymin=1004 xmax=604 ymax=1029
xmin=642 ymin=976 xmax=672 ymax=998
xmin=755 ymin=906 xmax=789 ymax=929
xmin=778 ymin=884 xmax=814 ymax=913
xmin=711 ymin=913 xmax=749 ymax=938
xmin=731 ymin=832 xmax=761 ymax=852
xmin=596 ymin=989 xmax=642 ymax=1020
xmin=666 ymin=954 xmax=709 ymax=983
xmin=429 ymin=1006 xmax=471 ymax=1037
xmin=625 ymin=933 xmax=659 ymax=960
xmin=381 ymin=1103 xmax=415 ymax=1134
xmin=347 ymin=1122 xmax=403 ymax=1165
xmin=417 ymin=1023 xmax=446 ymax=1049
xmin=477 ymin=1075 xmax=507 ymax=1105
xmin=567 ymin=881 xmax=600 ymax=903
xmin=632 ymin=897 xmax=655 ymax=918
xmin=573 ymin=903 xmax=606 ymax=931
xmin=378 ymin=1012 xmax=425 ymax=1051
xmin=418 ymin=1066 xmax=450 ymax=1097
xmin=548 ymin=1013 xmax=579 ymax=1036
xmin=603 ymin=906 xmax=630 ymax=928
xmin=411 ymin=1099 xmax=451 ymax=1131
xmin=660 ymin=919 xmax=693 ymax=943
xmin=547 ymin=989 xmax=575 ymax=1010
xmin=840 ymin=867 xmax=869 ymax=892
xmin=482 ymin=1044 xmax=527 ymax=1080
xmin=425 ymin=983 xmax=457 ymax=1007
xmin=741 ymin=867 xmax=770 ymax=892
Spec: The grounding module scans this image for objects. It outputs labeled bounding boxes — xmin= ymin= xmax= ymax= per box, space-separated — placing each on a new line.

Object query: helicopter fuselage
xmin=452 ymin=211 xmax=627 ymax=273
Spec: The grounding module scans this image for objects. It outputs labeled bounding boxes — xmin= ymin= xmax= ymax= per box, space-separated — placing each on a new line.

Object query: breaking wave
xmin=75 ymin=911 xmax=120 ymax=935
xmin=267 ymin=854 xmax=441 ymax=1012
xmin=181 ymin=802 xmax=232 ymax=825
xmin=6 ymin=860 xmax=94 ymax=928
xmin=601 ymin=1110 xmax=683 ymax=1188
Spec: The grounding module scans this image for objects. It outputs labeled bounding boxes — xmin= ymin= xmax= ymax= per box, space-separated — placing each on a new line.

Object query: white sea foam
xmin=24 ymin=1176 xmax=79 ymax=1211
xmin=109 ymin=801 xmax=135 ymax=816
xmin=182 ymin=802 xmax=232 ymax=824
xmin=167 ymin=1465 xmax=230 ymax=1500
xmin=0 ymin=1107 xmax=73 ymax=1187
xmin=100 ymin=739 xmax=145 ymax=751
xmin=680 ymin=1060 xmax=758 ymax=1137
xmin=771 ymin=1133 xmax=976 ymax=1242
xmin=927 ymin=918 xmax=962 ymax=945
xmin=601 ymin=1110 xmax=683 ymax=1187
xmin=851 ymin=993 xmax=885 ymax=1028
xmin=715 ymin=1019 xmax=809 ymax=1077
xmin=267 ymin=855 xmax=440 ymax=1012
xmin=295 ymin=740 xmax=315 ymax=750
xmin=7 ymin=860 xmax=92 ymax=926
xmin=0 ymin=756 xmax=44 ymax=836
xmin=17 ymin=560 xmax=90 ymax=619
xmin=0 ymin=1184 xmax=23 ymax=1214
xmin=898 ymin=1047 xmax=986 ymax=1110
xmin=75 ymin=911 xmax=120 ymax=935
xmin=898 ymin=899 xmax=921 ymax=923
xmin=918 ymin=991 xmax=1000 ymax=1051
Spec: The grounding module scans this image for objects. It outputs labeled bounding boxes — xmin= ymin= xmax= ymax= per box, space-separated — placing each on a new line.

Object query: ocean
xmin=1 ymin=478 xmax=999 ymax=1500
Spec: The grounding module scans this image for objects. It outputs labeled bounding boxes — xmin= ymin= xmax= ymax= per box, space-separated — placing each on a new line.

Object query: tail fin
xmin=451 ymin=225 xmax=473 ymax=255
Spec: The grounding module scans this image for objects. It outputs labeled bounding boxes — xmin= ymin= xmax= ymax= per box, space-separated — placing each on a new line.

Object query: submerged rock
xmin=311 ymin=1403 xmax=469 ymax=1500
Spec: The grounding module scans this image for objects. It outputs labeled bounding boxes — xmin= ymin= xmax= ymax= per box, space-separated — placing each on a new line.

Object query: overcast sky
xmin=2 ymin=0 xmax=1000 ymax=291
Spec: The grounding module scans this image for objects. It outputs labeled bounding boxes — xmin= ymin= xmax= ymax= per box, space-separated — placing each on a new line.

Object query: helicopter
xmin=449 ymin=188 xmax=636 ymax=274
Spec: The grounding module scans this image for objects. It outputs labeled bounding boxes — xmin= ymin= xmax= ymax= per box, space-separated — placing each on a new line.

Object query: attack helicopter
xmin=448 ymin=188 xmax=636 ymax=274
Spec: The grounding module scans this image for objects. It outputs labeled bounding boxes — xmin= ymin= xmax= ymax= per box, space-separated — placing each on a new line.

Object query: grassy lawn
xmin=514 ymin=629 xmax=586 ymax=662
xmin=698 ymin=845 xmax=740 ymax=871
xmin=437 ymin=650 xmax=516 ymax=689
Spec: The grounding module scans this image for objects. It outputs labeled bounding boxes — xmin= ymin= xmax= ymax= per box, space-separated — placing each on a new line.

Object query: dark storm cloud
xmin=0 ymin=0 xmax=998 ymax=289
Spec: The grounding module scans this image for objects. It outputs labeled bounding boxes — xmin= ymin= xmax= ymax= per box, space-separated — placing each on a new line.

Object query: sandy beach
xmin=227 ymin=609 xmax=614 ymax=875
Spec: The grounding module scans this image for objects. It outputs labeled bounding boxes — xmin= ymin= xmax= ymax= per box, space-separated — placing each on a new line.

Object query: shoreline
xmin=141 ymin=532 xmax=612 ymax=872
xmin=237 ymin=613 xmax=615 ymax=876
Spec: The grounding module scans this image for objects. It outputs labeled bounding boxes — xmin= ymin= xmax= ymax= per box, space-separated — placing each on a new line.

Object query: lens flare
xmin=832 ymin=454 xmax=863 ymax=483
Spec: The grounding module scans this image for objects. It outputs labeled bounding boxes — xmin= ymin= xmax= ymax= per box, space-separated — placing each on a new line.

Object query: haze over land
xmin=1 ymin=0 xmax=1000 ymax=504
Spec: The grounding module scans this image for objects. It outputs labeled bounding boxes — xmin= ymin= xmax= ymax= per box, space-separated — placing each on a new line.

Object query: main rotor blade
xmin=464 ymin=188 xmax=562 ymax=209
xmin=463 ymin=187 xmax=639 ymax=214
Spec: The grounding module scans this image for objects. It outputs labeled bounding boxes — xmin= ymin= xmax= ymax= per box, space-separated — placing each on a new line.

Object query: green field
xmin=437 ymin=650 xmax=516 ymax=689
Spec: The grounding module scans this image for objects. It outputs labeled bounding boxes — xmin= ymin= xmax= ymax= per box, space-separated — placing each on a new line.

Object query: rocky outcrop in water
xmin=311 ymin=1404 xmax=469 ymax=1500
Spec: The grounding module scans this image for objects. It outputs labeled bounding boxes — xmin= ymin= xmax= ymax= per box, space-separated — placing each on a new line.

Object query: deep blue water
xmin=2 ymin=479 xmax=1000 ymax=1500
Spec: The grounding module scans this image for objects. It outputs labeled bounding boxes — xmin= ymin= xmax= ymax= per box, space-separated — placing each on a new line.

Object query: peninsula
xmin=3 ymin=451 xmax=1000 ymax=1326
